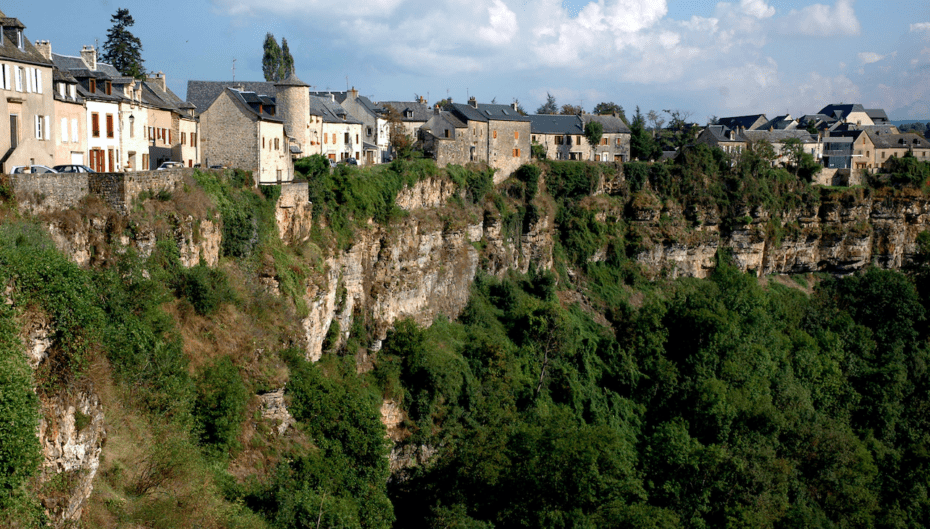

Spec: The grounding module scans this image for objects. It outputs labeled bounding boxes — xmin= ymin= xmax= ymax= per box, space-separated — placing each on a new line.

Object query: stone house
xmin=740 ymin=129 xmax=821 ymax=166
xmin=0 ymin=11 xmax=56 ymax=172
xmin=582 ymin=114 xmax=631 ymax=162
xmin=139 ymin=73 xmax=199 ymax=168
xmin=695 ymin=125 xmax=748 ymax=156
xmin=528 ymin=114 xmax=585 ymax=160
xmin=868 ymin=131 xmax=930 ymax=169
xmin=199 ymin=87 xmax=294 ymax=184
xmin=308 ymin=94 xmax=364 ymax=163
xmin=427 ymin=98 xmax=530 ymax=182
xmin=314 ymin=88 xmax=390 ymax=164
xmin=379 ymin=99 xmax=431 ymax=140
xmin=817 ymin=104 xmax=876 ymax=128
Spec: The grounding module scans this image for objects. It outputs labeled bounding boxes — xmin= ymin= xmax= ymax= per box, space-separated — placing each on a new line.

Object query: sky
xmin=12 ymin=0 xmax=930 ymax=121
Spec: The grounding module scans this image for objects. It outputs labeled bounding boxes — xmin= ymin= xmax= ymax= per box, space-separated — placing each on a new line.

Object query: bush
xmin=515 ymin=164 xmax=541 ymax=202
xmin=193 ymin=357 xmax=249 ymax=451
xmin=175 ymin=264 xmax=235 ymax=316
xmin=0 ymin=304 xmax=41 ymax=496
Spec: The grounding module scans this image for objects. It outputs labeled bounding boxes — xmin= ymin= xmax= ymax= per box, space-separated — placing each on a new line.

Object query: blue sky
xmin=13 ymin=0 xmax=930 ymax=120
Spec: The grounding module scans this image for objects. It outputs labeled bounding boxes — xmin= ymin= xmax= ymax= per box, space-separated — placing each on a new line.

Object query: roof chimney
xmin=468 ymin=96 xmax=477 ymax=108
xmin=34 ymin=40 xmax=51 ymax=61
xmin=81 ymin=45 xmax=97 ymax=71
xmin=146 ymin=71 xmax=166 ymax=92
xmin=348 ymin=86 xmax=358 ymax=100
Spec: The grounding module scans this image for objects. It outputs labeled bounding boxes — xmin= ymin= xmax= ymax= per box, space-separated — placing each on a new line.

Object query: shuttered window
xmin=61 ymin=117 xmax=68 ymax=143
xmin=15 ymin=67 xmax=22 ymax=92
xmin=33 ymin=68 xmax=41 ymax=94
xmin=71 ymin=119 xmax=78 ymax=143
xmin=92 ymin=113 xmax=100 ymax=137
xmin=106 ymin=114 xmax=114 ymax=138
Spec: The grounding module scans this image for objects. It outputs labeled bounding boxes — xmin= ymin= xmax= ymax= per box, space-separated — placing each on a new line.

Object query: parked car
xmin=52 ymin=164 xmax=95 ymax=173
xmin=10 ymin=165 xmax=57 ymax=174
xmin=156 ymin=161 xmax=185 ymax=170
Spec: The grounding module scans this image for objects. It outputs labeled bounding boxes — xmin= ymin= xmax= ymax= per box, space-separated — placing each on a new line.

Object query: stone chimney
xmin=348 ymin=86 xmax=358 ymax=100
xmin=80 ymin=45 xmax=96 ymax=71
xmin=468 ymin=96 xmax=477 ymax=108
xmin=511 ymin=102 xmax=518 ymax=111
xmin=34 ymin=40 xmax=51 ymax=61
xmin=146 ymin=71 xmax=166 ymax=92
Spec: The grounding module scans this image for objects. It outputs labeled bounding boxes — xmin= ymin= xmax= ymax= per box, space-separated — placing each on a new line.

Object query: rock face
xmin=22 ymin=315 xmax=105 ymax=527
xmin=299 ymin=178 xmax=555 ymax=361
xmin=630 ymin=189 xmax=930 ymax=278
xmin=259 ymin=388 xmax=294 ymax=436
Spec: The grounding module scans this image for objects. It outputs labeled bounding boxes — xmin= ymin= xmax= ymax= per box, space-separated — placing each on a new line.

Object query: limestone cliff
xmin=299 ymin=176 xmax=555 ymax=362
xmin=628 ymin=187 xmax=930 ymax=278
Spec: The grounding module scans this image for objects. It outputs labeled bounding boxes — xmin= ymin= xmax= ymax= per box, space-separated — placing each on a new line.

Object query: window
xmin=191 ymin=133 xmax=196 ymax=147
xmin=277 ymin=169 xmax=282 ymax=180
xmin=616 ymin=138 xmax=621 ymax=146
xmin=16 ymin=30 xmax=23 ymax=51
xmin=142 ymin=153 xmax=149 ymax=170
xmin=601 ymin=138 xmax=608 ymax=146
xmin=61 ymin=117 xmax=68 ymax=143
xmin=513 ymin=148 xmax=520 ymax=157
xmin=69 ymin=84 xmax=75 ymax=99
xmin=344 ymin=132 xmax=349 ymax=143
xmin=92 ymin=113 xmax=100 ymax=137
xmin=493 ymin=130 xmax=497 ymax=139
xmin=514 ymin=131 xmax=519 ymax=140
xmin=263 ymin=137 xmax=265 ymax=149
xmin=532 ymin=135 xmax=537 ymax=142
xmin=89 ymin=79 xmax=96 ymax=93
xmin=34 ymin=115 xmax=47 ymax=140
xmin=15 ymin=67 xmax=22 ymax=92
xmin=106 ymin=114 xmax=114 ymax=138
xmin=356 ymin=134 xmax=359 ymax=143
xmin=130 ymin=119 xmax=134 ymax=138
xmin=33 ymin=68 xmax=41 ymax=94
xmin=324 ymin=134 xmax=328 ymax=144
xmin=444 ymin=129 xmax=450 ymax=138
xmin=0 ymin=64 xmax=9 ymax=90
xmin=367 ymin=126 xmax=373 ymax=136
xmin=274 ymin=138 xmax=279 ymax=150
xmin=556 ymin=136 xmax=563 ymax=145
xmin=181 ymin=132 xmax=186 ymax=144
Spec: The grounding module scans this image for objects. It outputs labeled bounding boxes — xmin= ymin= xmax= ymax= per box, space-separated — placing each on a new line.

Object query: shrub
xmin=175 ymin=264 xmax=235 ymax=316
xmin=193 ymin=357 xmax=249 ymax=452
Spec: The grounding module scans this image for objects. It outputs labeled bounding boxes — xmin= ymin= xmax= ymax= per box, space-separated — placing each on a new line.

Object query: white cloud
xmin=478 ymin=0 xmax=518 ymax=45
xmin=858 ymin=52 xmax=885 ymax=64
xmin=776 ymin=0 xmax=861 ymax=37
xmin=737 ymin=0 xmax=775 ymax=19
xmin=911 ymin=22 xmax=930 ymax=33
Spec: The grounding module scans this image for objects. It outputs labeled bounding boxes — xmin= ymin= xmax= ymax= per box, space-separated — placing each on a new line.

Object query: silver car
xmin=53 ymin=164 xmax=95 ymax=173
xmin=10 ymin=165 xmax=58 ymax=174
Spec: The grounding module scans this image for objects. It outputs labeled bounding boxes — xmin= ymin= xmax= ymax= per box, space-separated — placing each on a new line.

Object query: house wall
xmin=119 ymin=99 xmax=149 ymax=171
xmin=200 ymin=90 xmax=259 ymax=173
xmin=319 ymin=122 xmax=363 ymax=162
xmin=531 ymin=133 xmax=583 ymax=161
xmin=487 ymin=120 xmax=531 ymax=182
xmin=53 ymin=99 xmax=86 ymax=166
xmin=176 ymin=117 xmax=199 ymax=167
xmin=86 ymin=100 xmax=121 ymax=171
xmin=1 ymin=61 xmax=56 ymax=171
xmin=257 ymin=120 xmax=292 ymax=183
xmin=145 ymin=106 xmax=175 ymax=168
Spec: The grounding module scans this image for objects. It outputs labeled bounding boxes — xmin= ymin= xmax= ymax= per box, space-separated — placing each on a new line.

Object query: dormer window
xmin=105 ymin=80 xmax=111 ymax=95
xmin=89 ymin=78 xmax=96 ymax=93
xmin=404 ymin=110 xmax=413 ymax=118
xmin=69 ymin=84 xmax=75 ymax=99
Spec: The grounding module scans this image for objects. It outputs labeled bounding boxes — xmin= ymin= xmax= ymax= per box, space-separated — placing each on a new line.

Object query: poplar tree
xmin=262 ymin=33 xmax=282 ymax=82
xmin=280 ymin=38 xmax=295 ymax=80
xmin=102 ymin=8 xmax=145 ymax=79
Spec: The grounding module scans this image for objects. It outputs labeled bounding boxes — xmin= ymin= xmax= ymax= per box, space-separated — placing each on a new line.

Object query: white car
xmin=156 ymin=161 xmax=185 ymax=170
xmin=10 ymin=165 xmax=58 ymax=174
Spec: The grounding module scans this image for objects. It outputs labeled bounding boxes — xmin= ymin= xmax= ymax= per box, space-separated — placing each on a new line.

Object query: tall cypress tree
xmin=280 ymin=38 xmax=295 ymax=80
xmin=262 ymin=33 xmax=282 ymax=82
xmin=102 ymin=8 xmax=145 ymax=79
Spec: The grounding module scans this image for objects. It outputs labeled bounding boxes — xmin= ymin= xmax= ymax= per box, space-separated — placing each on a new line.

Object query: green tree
xmin=783 ymin=137 xmax=822 ymax=182
xmin=631 ymin=107 xmax=661 ymax=161
xmin=102 ymin=8 xmax=145 ymax=79
xmin=593 ymin=102 xmax=627 ymax=122
xmin=280 ymin=37 xmax=295 ymax=80
xmin=536 ymin=92 xmax=557 ymax=114
xmin=560 ymin=103 xmax=583 ymax=115
xmin=584 ymin=120 xmax=604 ymax=161
xmin=262 ymin=33 xmax=283 ymax=82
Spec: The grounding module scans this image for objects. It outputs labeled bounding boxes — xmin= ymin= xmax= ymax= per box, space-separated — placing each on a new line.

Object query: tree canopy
xmin=536 ymin=93 xmax=557 ymax=114
xmin=102 ymin=8 xmax=145 ymax=79
xmin=262 ymin=33 xmax=295 ymax=82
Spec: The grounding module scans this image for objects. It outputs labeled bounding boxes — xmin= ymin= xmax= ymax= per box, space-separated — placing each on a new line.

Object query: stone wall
xmin=488 ymin=120 xmax=531 ymax=183
xmin=10 ymin=172 xmax=90 ymax=214
xmin=88 ymin=168 xmax=189 ymax=212
xmin=200 ymin=90 xmax=259 ymax=173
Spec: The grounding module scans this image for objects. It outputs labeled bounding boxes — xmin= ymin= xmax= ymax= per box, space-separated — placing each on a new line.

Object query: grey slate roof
xmin=529 ymin=114 xmax=583 ymax=135
xmin=308 ymin=95 xmax=362 ymax=125
xmin=867 ymin=131 xmax=930 ymax=150
xmin=583 ymin=114 xmax=631 ymax=134
xmin=274 ymin=73 xmax=309 ymax=87
xmin=717 ymin=114 xmax=767 ymax=131
xmin=449 ymin=102 xmax=529 ymax=123
xmin=741 ymin=129 xmax=818 ymax=144
xmin=866 ymin=109 xmax=889 ymax=123
xmin=187 ymin=80 xmax=278 ymax=114
xmin=51 ymin=53 xmax=120 ymax=78
xmin=224 ymin=88 xmax=283 ymax=123
xmin=702 ymin=125 xmax=743 ymax=143
xmin=817 ymin=104 xmax=867 ymax=121
xmin=380 ymin=101 xmax=432 ymax=122
xmin=758 ymin=115 xmax=797 ymax=131
xmin=0 ymin=16 xmax=52 ymax=67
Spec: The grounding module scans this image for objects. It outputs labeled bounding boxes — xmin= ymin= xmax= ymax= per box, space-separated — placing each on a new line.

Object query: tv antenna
xmin=232 ymin=58 xmax=236 ymax=82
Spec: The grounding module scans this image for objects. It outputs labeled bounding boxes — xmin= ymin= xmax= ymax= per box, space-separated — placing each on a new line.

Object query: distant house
xmin=758 ymin=114 xmax=798 ymax=131
xmin=817 ymin=104 xmax=875 ymax=128
xmin=313 ymin=88 xmax=390 ymax=164
xmin=717 ymin=114 xmax=768 ymax=132
xmin=695 ymin=125 xmax=748 ymax=156
xmin=0 ymin=10 xmax=57 ymax=172
xmin=199 ymin=87 xmax=294 ymax=184
xmin=868 ymin=130 xmax=930 ymax=169
xmin=380 ymin=99 xmax=431 ymax=141
xmin=740 ymin=129 xmax=821 ymax=165
xmin=528 ymin=114 xmax=584 ymax=160
xmin=308 ymin=94 xmax=364 ymax=163
xmin=422 ymin=97 xmax=530 ymax=181
xmin=582 ymin=114 xmax=631 ymax=162
xmin=48 ymin=65 xmax=86 ymax=167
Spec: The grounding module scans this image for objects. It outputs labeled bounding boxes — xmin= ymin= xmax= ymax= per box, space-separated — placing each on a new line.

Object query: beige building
xmin=869 ymin=130 xmax=930 ymax=169
xmin=0 ymin=13 xmax=56 ymax=172
xmin=200 ymin=87 xmax=293 ymax=183
xmin=50 ymin=67 xmax=86 ymax=166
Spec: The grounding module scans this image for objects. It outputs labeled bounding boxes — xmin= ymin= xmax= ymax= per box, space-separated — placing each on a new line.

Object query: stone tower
xmin=274 ymin=73 xmax=311 ymax=157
